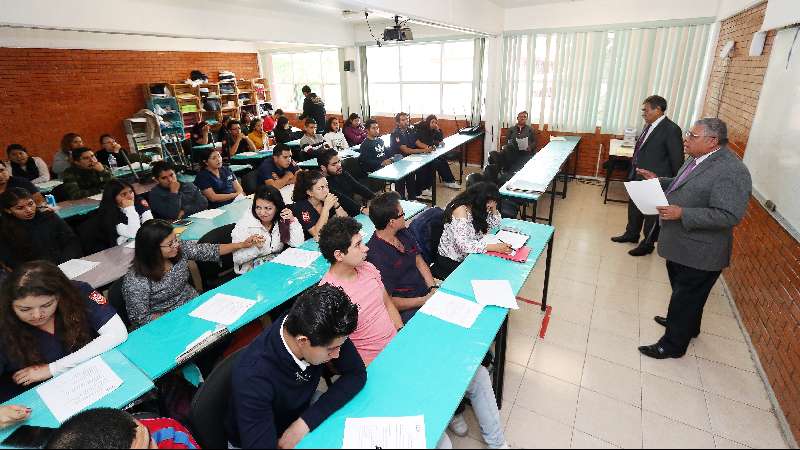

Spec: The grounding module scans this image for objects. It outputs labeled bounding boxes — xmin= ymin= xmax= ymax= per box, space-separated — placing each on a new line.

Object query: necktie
xmin=631 ymin=123 xmax=651 ymax=167
xmin=665 ymin=160 xmax=698 ymax=195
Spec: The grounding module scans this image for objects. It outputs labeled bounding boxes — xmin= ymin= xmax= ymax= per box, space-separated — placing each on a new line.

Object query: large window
xmin=271 ymin=49 xmax=342 ymax=113
xmin=366 ymin=40 xmax=475 ymax=117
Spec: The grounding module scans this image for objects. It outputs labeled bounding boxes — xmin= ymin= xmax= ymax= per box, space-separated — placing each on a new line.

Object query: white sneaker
xmin=443 ymin=182 xmax=461 ymax=190
xmin=448 ymin=414 xmax=469 ymax=437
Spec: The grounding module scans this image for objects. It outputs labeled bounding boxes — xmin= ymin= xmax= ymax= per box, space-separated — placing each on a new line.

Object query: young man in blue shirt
xmin=226 ymin=284 xmax=366 ymax=449
xmin=257 ymin=143 xmax=298 ymax=189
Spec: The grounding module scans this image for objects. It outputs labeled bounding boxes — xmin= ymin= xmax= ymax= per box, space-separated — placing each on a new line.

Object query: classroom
xmin=0 ymin=0 xmax=799 ymax=448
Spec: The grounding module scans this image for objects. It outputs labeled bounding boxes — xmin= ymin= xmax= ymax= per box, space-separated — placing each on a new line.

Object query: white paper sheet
xmin=624 ymin=178 xmax=669 ymax=215
xmin=515 ymin=137 xmax=529 ymax=150
xmin=471 ymin=280 xmax=519 ymax=310
xmin=495 ymin=229 xmax=529 ymax=250
xmin=189 ymin=209 xmax=225 ymax=220
xmin=271 ymin=248 xmax=321 ymax=268
xmin=58 ymin=259 xmax=99 ymax=280
xmin=343 ymin=415 xmax=426 ymax=449
xmin=36 ymin=357 xmax=123 ymax=423
xmin=403 ymin=154 xmax=428 ymax=162
xmin=236 ymin=152 xmax=258 ymax=157
xmin=280 ymin=185 xmax=294 ymax=205
xmin=550 ymin=136 xmax=566 ymax=141
xmin=87 ymin=194 xmax=103 ymax=201
xmin=189 ymin=294 xmax=256 ymax=326
xmin=507 ymin=179 xmax=548 ymax=194
xmin=35 ymin=180 xmax=63 ymax=190
xmin=419 ymin=291 xmax=484 ymax=328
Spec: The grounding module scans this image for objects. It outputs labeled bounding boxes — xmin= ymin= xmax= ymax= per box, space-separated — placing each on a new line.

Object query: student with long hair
xmin=194 ymin=149 xmax=244 ymax=208
xmin=414 ymin=114 xmax=460 ymax=190
xmin=223 ymin=120 xmax=256 ymax=158
xmin=434 ymin=182 xmax=513 ymax=279
xmin=79 ymin=180 xmax=153 ymax=254
xmin=0 ymin=160 xmax=45 ymax=206
xmin=248 ymin=117 xmax=268 ymax=149
xmin=231 ymin=185 xmax=304 ymax=274
xmin=273 ymin=116 xmax=303 ymax=144
xmin=6 ymin=144 xmax=50 ymax=184
xmin=122 ymin=220 xmax=260 ymax=328
xmin=343 ymin=113 xmax=367 ymax=146
xmin=323 ymin=117 xmax=348 ymax=152
xmin=0 ymin=261 xmax=128 ymax=402
xmin=291 ymin=170 xmax=347 ymax=240
xmin=0 ymin=188 xmax=82 ymax=270
xmin=53 ymin=133 xmax=83 ymax=178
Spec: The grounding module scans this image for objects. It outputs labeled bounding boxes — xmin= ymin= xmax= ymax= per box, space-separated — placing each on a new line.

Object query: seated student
xmin=318 ymin=149 xmax=374 ymax=217
xmin=343 ymin=113 xmax=367 ymax=146
xmin=0 ymin=261 xmax=128 ymax=402
xmin=0 ymin=160 xmax=45 ymax=206
xmin=318 ymin=217 xmax=403 ymax=366
xmin=80 ymin=180 xmax=153 ymax=254
xmin=96 ymin=135 xmax=135 ymax=169
xmin=291 ymin=171 xmax=347 ymax=240
xmin=149 ymin=160 xmax=208 ymax=221
xmin=122 ymin=219 xmax=260 ymax=328
xmin=323 ymin=117 xmax=348 ymax=152
xmin=44 ymin=407 xmax=199 ymax=449
xmin=231 ymin=185 xmax=304 ymax=274
xmin=295 ymin=118 xmax=330 ymax=162
xmin=53 ymin=133 xmax=83 ymax=179
xmin=263 ymin=105 xmax=277 ymax=133
xmin=190 ymin=121 xmax=213 ymax=147
xmin=0 ymin=405 xmax=30 ymax=430
xmin=389 ymin=112 xmax=429 ymax=198
xmin=415 ymin=115 xmax=461 ymax=190
xmin=223 ymin=120 xmax=256 ymax=158
xmin=216 ymin=117 xmax=232 ymax=145
xmin=247 ymin=117 xmax=268 ymax=149
xmin=357 ymin=119 xmax=394 ymax=174
xmin=273 ymin=116 xmax=303 ymax=144
xmin=0 ymin=188 xmax=82 ymax=270
xmin=240 ymin=111 xmax=255 ymax=136
xmin=194 ymin=149 xmax=245 ymax=209
xmin=505 ymin=111 xmax=538 ymax=172
xmin=257 ymin=144 xmax=298 ymax=191
xmin=319 ymin=217 xmax=509 ymax=449
xmin=6 ymin=144 xmax=50 ymax=184
xmin=227 ymin=284 xmax=365 ymax=449
xmin=61 ymin=147 xmax=115 ymax=201
xmin=435 ymin=182 xmax=512 ymax=279
xmin=366 ymin=192 xmax=435 ymax=323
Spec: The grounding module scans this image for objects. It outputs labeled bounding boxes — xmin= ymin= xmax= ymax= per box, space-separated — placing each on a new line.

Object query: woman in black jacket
xmin=0 ymin=188 xmax=82 ymax=269
xmin=273 ymin=116 xmax=303 ymax=144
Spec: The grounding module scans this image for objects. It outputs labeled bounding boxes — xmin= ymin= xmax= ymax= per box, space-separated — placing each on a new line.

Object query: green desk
xmin=0 ymin=349 xmax=155 ymax=445
xmin=55 ymin=198 xmax=101 ymax=220
xmin=177 ymin=196 xmax=253 ymax=241
xmin=298 ymin=218 xmax=554 ymax=449
xmin=34 ymin=180 xmax=63 ymax=193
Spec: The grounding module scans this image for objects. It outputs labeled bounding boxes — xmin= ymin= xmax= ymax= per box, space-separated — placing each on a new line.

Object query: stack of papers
xmin=36 ymin=357 xmax=123 ymax=423
xmin=58 ymin=259 xmax=100 ymax=280
xmin=190 ymin=209 xmax=225 ymax=220
xmin=271 ymin=248 xmax=321 ymax=268
xmin=624 ymin=178 xmax=669 ymax=215
xmin=189 ymin=294 xmax=256 ymax=326
xmin=472 ymin=280 xmax=519 ymax=310
xmin=495 ymin=229 xmax=529 ymax=250
xmin=343 ymin=415 xmax=426 ymax=449
xmin=419 ymin=291 xmax=484 ymax=328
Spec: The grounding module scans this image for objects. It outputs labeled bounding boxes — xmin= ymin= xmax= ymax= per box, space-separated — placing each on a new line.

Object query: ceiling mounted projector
xmin=383 ymin=15 xmax=414 ymax=42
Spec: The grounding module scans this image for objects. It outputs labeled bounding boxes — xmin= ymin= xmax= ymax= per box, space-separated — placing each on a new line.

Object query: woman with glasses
xmin=121 ymin=219 xmax=261 ymax=328
xmin=95 ymin=135 xmax=135 ymax=169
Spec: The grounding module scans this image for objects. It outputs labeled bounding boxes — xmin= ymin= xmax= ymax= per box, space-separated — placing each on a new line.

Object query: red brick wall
xmin=702 ymin=1 xmax=775 ymax=157
xmin=0 ymin=48 xmax=260 ymax=164
xmin=701 ymin=2 xmax=800 ymax=442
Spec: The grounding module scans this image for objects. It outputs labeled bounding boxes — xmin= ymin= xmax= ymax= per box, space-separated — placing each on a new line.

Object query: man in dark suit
xmin=638 ymin=118 xmax=751 ymax=359
xmin=612 ymin=95 xmax=684 ymax=256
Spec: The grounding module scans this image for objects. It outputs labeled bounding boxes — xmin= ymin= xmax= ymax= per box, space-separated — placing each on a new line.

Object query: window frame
xmin=269 ymin=49 xmax=342 ymax=114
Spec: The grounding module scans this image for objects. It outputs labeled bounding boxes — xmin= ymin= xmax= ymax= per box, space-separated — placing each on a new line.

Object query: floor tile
xmin=693 ymin=334 xmax=757 ymax=373
xmin=697 ymin=358 xmax=772 ymax=410
xmin=599 ymin=255 xmax=638 ymax=276
xmin=540 ymin=318 xmax=590 ymax=353
xmin=549 ymin=295 xmax=594 ymax=326
xmin=528 ymin=341 xmax=586 ymax=385
xmin=700 ymin=312 xmax=745 ymax=342
xmin=590 ymin=307 xmax=640 ymax=341
xmin=641 ymin=351 xmax=702 ymax=389
xmin=551 ymin=277 xmax=597 ymax=303
xmin=713 ymin=435 xmax=751 ymax=449
xmin=516 ymin=369 xmax=580 ymax=426
xmin=452 ymin=434 xmax=487 ymax=449
xmin=706 ymin=393 xmax=788 ymax=449
xmin=642 ymin=411 xmax=716 ymax=449
xmin=574 ymin=389 xmax=643 ymax=449
xmin=642 ymin=373 xmax=711 ymax=431
xmin=704 ymin=294 xmax=735 ymax=318
xmin=596 ymin=272 xmax=640 ymax=292
xmin=503 ymin=361 xmax=527 ymax=404
xmin=581 ymin=356 xmax=642 ymax=406
xmin=507 ymin=333 xmax=536 ymax=367
xmin=594 ymin=286 xmax=638 ymax=315
xmin=571 ymin=430 xmax=620 ymax=449
xmin=587 ymin=328 xmax=642 ymax=371
xmin=505 ymin=405 xmax=573 ymax=449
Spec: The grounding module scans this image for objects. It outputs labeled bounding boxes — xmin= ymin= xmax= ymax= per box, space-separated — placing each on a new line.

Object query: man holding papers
xmin=611 ymin=96 xmax=684 ymax=256
xmin=227 ymin=285 xmax=366 ymax=449
xmin=637 ymin=118 xmax=751 ymax=359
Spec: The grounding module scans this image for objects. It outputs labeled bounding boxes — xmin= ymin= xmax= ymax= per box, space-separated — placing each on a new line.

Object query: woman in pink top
xmin=319 ymin=217 xmax=403 ymax=365
xmin=343 ymin=113 xmax=368 ymax=146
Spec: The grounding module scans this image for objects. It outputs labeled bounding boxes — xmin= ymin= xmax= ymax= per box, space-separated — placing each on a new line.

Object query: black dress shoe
xmin=654 ymin=316 xmax=667 ymax=327
xmin=611 ymin=234 xmax=639 ymax=244
xmin=639 ymin=344 xmax=685 ymax=359
xmin=628 ymin=244 xmax=655 ymax=256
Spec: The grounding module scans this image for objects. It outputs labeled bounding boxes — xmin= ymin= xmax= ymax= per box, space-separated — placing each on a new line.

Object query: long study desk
xmin=298 ymin=218 xmax=554 ymax=449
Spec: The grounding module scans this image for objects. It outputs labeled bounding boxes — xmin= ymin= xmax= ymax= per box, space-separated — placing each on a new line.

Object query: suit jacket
xmin=631 ymin=117 xmax=684 ymax=180
xmin=657 ymin=147 xmax=751 ymax=272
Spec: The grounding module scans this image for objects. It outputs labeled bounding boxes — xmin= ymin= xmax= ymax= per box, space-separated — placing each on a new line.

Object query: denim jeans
xmin=465 ymin=366 xmax=506 ymax=448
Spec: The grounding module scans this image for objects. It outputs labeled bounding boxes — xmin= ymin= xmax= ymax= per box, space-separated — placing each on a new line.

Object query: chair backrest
xmin=108 ymin=279 xmax=132 ymax=329
xmin=188 ymin=348 xmax=243 ymax=449
xmin=241 ymin=170 xmax=259 ymax=195
xmin=51 ymin=183 xmax=71 ymax=203
xmin=196 ymin=223 xmax=236 ymax=291
xmin=408 ymin=206 xmax=445 ymax=265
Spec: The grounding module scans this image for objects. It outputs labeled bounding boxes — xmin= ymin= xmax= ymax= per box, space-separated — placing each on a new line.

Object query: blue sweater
xmin=226 ymin=315 xmax=367 ymax=449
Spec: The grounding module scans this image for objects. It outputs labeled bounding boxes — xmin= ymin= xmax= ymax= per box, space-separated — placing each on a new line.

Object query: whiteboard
xmin=744 ymin=27 xmax=800 ymax=238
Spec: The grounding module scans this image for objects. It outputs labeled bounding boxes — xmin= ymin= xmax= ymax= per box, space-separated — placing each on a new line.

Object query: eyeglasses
xmin=684 ymin=131 xmax=718 ymax=140
xmin=160 ymin=239 xmax=180 ymax=248
xmin=394 ymin=210 xmax=405 ymax=220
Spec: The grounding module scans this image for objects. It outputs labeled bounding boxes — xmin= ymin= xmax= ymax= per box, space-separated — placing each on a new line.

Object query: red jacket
xmin=141 ymin=418 xmax=200 ymax=449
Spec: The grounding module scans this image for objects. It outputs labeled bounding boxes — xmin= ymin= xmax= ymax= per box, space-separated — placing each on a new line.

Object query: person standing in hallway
xmin=637 ymin=118 xmax=751 ymax=359
xmin=611 ymin=95 xmax=684 ymax=256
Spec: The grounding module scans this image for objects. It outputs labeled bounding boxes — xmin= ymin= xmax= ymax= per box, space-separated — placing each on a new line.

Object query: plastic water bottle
xmin=108 ymin=154 xmax=117 ymax=171
xmin=45 ymin=194 xmax=57 ymax=208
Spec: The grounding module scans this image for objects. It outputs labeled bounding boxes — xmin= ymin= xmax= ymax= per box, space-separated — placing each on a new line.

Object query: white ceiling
xmin=488 ymin=0 xmax=581 ymax=8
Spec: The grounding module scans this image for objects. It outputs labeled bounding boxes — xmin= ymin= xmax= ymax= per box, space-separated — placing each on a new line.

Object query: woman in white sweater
xmin=231 ymin=184 xmax=304 ymax=274
xmin=324 ymin=117 xmax=349 ymax=152
xmin=81 ymin=180 xmax=153 ymax=254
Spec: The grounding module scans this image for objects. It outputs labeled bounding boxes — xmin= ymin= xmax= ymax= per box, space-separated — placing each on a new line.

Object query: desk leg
xmin=548 ymin=182 xmax=556 ymax=225
xmin=562 ymin=171 xmax=569 ymax=199
xmin=541 ymin=233 xmax=554 ymax=311
xmin=459 ymin=144 xmax=465 ymax=184
xmin=432 ymin=178 xmax=438 ymax=207
xmin=493 ymin=317 xmax=509 ymax=409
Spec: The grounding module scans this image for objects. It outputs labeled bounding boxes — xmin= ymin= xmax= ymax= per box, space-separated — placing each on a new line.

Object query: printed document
xmin=190 ymin=209 xmax=225 ymax=220
xmin=189 ymin=294 xmax=256 ymax=326
xmin=343 ymin=415 xmax=426 ymax=449
xmin=58 ymin=259 xmax=99 ymax=280
xmin=624 ymin=178 xmax=669 ymax=215
xmin=36 ymin=357 xmax=123 ymax=423
xmin=472 ymin=280 xmax=519 ymax=310
xmin=271 ymin=248 xmax=321 ymax=268
xmin=420 ymin=291 xmax=484 ymax=328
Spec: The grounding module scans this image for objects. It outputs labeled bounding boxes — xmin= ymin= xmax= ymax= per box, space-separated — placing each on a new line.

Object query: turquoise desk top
xmin=369 ymin=132 xmax=482 ymax=182
xmin=499 ymin=136 xmax=580 ymax=201
xmin=0 ymin=349 xmax=154 ymax=445
xmin=34 ymin=180 xmax=63 ymax=193
xmin=231 ymin=150 xmax=272 ymax=162
xmin=55 ymin=199 xmax=101 ymax=220
xmin=113 ymin=163 xmax=152 ymax=179
xmin=298 ymin=218 xmax=553 ymax=449
xmin=120 ymin=202 xmax=426 ymax=380
xmin=178 ymin=196 xmax=253 ymax=241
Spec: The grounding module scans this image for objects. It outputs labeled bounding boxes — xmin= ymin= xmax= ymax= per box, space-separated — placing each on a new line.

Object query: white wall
xmin=503 ymin=0 xmax=719 ymax=31
xmin=716 ymin=0 xmax=763 ymax=20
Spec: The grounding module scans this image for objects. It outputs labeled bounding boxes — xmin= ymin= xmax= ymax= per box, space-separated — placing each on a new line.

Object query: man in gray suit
xmin=638 ymin=118 xmax=751 ymax=359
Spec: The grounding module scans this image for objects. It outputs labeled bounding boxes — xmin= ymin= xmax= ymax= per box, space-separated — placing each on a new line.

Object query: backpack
xmin=408 ymin=207 xmax=445 ymax=265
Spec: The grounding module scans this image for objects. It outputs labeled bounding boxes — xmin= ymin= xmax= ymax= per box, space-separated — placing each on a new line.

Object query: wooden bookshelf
xmin=196 ymin=83 xmax=223 ymax=126
xmin=253 ymin=77 xmax=272 ymax=117
xmin=169 ymin=83 xmax=202 ymax=128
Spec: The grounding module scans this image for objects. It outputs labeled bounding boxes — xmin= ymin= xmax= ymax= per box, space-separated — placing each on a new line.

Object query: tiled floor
xmin=434 ymin=174 xmax=791 ymax=449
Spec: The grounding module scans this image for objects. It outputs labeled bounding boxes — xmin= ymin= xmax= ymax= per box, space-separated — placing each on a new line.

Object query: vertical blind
xmin=500 ymin=23 xmax=713 ymax=134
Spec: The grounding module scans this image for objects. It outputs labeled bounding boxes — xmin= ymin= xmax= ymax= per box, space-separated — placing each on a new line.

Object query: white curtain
xmin=500 ymin=22 xmax=713 ymax=134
